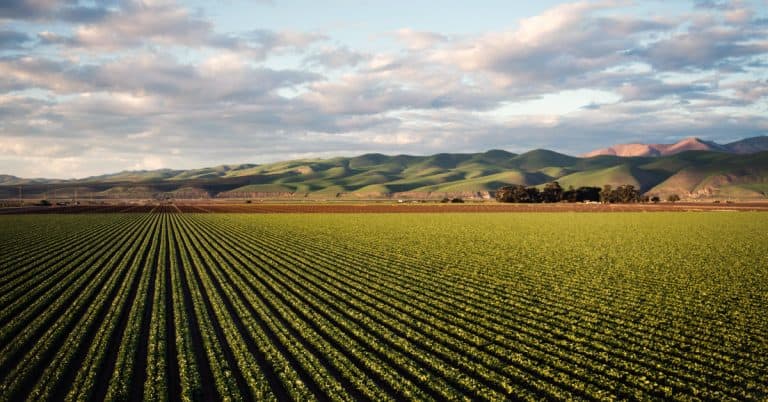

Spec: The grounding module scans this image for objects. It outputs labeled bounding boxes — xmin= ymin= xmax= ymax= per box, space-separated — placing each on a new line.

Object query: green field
xmin=1 ymin=212 xmax=767 ymax=400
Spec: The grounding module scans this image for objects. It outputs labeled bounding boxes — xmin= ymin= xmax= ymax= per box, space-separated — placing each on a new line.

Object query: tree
xmin=651 ymin=196 xmax=660 ymax=203
xmin=527 ymin=187 xmax=542 ymax=203
xmin=495 ymin=186 xmax=516 ymax=203
xmin=541 ymin=181 xmax=563 ymax=203
xmin=562 ymin=185 xmax=578 ymax=202
xmin=600 ymin=185 xmax=614 ymax=203
xmin=667 ymin=194 xmax=681 ymax=203
xmin=495 ymin=185 xmax=539 ymax=203
xmin=577 ymin=186 xmax=601 ymax=202
xmin=496 ymin=185 xmax=525 ymax=203
xmin=615 ymin=184 xmax=640 ymax=203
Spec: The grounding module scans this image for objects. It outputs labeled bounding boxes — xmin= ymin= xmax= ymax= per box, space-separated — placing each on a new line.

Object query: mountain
xmin=584 ymin=137 xmax=725 ymax=157
xmin=0 ymin=174 xmax=69 ymax=185
xmin=583 ymin=136 xmax=768 ymax=158
xmin=643 ymin=151 xmax=768 ymax=199
xmin=2 ymin=141 xmax=768 ymax=201
xmin=0 ymin=175 xmax=21 ymax=185
xmin=725 ymin=136 xmax=768 ymax=154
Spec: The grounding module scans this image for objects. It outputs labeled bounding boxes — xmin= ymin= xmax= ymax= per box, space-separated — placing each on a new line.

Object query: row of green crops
xmin=1 ymin=211 xmax=767 ymax=401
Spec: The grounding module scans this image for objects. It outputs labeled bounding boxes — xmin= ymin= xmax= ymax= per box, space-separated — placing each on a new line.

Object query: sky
xmin=1 ymin=0 xmax=767 ymax=178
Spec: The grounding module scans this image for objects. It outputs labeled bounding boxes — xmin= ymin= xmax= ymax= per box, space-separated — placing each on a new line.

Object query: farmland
xmin=1 ymin=211 xmax=767 ymax=400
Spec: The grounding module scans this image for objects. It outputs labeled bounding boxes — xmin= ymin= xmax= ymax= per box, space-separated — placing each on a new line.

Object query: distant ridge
xmin=1 ymin=137 xmax=767 ymax=200
xmin=725 ymin=136 xmax=768 ymax=154
xmin=583 ymin=136 xmax=768 ymax=157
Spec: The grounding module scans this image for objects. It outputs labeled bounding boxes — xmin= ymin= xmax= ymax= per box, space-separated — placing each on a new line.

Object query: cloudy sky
xmin=1 ymin=0 xmax=767 ymax=178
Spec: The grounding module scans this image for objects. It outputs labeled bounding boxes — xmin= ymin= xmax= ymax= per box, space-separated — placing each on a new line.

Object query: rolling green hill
xmin=2 ymin=149 xmax=767 ymax=200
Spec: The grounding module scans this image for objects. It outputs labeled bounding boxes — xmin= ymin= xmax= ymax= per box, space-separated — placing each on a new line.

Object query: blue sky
xmin=1 ymin=0 xmax=767 ymax=178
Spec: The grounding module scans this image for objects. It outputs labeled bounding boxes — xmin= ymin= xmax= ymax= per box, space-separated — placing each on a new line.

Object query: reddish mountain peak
xmin=584 ymin=137 xmax=725 ymax=158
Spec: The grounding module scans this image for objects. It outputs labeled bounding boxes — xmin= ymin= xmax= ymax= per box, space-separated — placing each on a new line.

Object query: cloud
xmin=633 ymin=24 xmax=768 ymax=71
xmin=616 ymin=77 xmax=716 ymax=102
xmin=0 ymin=0 xmax=114 ymax=22
xmin=1 ymin=1 xmax=768 ymax=178
xmin=430 ymin=2 xmax=676 ymax=94
xmin=693 ymin=0 xmax=731 ymax=9
xmin=626 ymin=2 xmax=768 ymax=72
xmin=26 ymin=0 xmax=326 ymax=56
xmin=303 ymin=46 xmax=367 ymax=68
xmin=0 ymin=52 xmax=322 ymax=101
xmin=217 ymin=29 xmax=328 ymax=60
xmin=299 ymin=65 xmax=504 ymax=116
xmin=393 ymin=29 xmax=447 ymax=50
xmin=0 ymin=55 xmax=85 ymax=93
xmin=244 ymin=29 xmax=326 ymax=50
xmin=66 ymin=0 xmax=213 ymax=49
xmin=721 ymin=79 xmax=768 ymax=103
xmin=0 ymin=29 xmax=31 ymax=48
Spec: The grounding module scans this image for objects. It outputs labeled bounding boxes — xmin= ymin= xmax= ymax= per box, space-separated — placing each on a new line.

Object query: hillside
xmin=2 ymin=148 xmax=767 ymax=200
xmin=583 ymin=135 xmax=768 ymax=157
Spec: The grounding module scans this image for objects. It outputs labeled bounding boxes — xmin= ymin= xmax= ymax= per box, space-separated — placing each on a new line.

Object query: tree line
xmin=495 ymin=182 xmax=678 ymax=203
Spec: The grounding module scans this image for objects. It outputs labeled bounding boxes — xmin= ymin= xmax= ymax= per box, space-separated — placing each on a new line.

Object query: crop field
xmin=0 ymin=211 xmax=766 ymax=401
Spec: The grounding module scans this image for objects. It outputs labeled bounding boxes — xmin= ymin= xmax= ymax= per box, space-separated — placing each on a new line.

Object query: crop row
xmin=1 ymin=212 xmax=766 ymax=401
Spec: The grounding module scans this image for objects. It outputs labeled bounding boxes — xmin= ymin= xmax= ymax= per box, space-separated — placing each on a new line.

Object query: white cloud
xmin=393 ymin=29 xmax=447 ymax=50
xmin=303 ymin=46 xmax=367 ymax=68
xmin=69 ymin=0 xmax=212 ymax=49
xmin=134 ymin=155 xmax=166 ymax=170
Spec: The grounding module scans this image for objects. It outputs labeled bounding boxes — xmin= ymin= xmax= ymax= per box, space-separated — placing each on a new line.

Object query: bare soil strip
xmin=3 ymin=202 xmax=766 ymax=214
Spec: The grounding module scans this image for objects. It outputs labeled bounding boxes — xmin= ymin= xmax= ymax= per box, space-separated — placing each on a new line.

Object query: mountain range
xmin=1 ymin=136 xmax=767 ymax=200
xmin=583 ymin=136 xmax=768 ymax=157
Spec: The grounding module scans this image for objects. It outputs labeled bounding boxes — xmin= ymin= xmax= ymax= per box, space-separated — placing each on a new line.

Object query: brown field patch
xmin=2 ymin=201 xmax=768 ymax=214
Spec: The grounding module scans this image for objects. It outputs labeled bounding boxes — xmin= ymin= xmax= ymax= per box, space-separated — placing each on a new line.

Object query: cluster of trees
xmin=598 ymin=184 xmax=642 ymax=203
xmin=495 ymin=182 xmax=576 ymax=203
xmin=496 ymin=182 xmax=679 ymax=204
